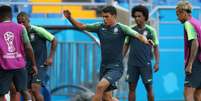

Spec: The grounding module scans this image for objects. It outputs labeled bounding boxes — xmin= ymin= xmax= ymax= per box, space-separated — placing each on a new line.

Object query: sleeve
xmin=85 ymin=23 xmax=102 ymax=32
xmin=32 ymin=25 xmax=55 ymax=41
xmin=184 ymin=21 xmax=197 ymax=41
xmin=22 ymin=26 xmax=30 ymax=44
xmin=118 ymin=23 xmax=139 ymax=37
xmin=146 ymin=25 xmax=159 ymax=46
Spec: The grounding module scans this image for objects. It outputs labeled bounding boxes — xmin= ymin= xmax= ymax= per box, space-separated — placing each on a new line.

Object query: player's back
xmin=0 ymin=21 xmax=26 ymax=70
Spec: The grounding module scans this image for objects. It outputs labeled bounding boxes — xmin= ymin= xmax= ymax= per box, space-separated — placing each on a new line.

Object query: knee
xmin=103 ymin=94 xmax=113 ymax=101
xmin=31 ymin=84 xmax=41 ymax=94
xmin=10 ymin=89 xmax=17 ymax=96
xmin=10 ymin=85 xmax=17 ymax=95
xmin=194 ymin=92 xmax=200 ymax=101
xmin=96 ymin=83 xmax=107 ymax=92
xmin=145 ymin=85 xmax=154 ymax=95
xmin=129 ymin=86 xmax=135 ymax=92
xmin=129 ymin=83 xmax=136 ymax=92
xmin=20 ymin=90 xmax=30 ymax=97
xmin=184 ymin=92 xmax=193 ymax=101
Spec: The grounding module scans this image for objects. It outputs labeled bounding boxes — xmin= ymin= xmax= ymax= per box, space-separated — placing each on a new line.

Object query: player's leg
xmin=184 ymin=86 xmax=196 ymax=101
xmin=184 ymin=72 xmax=196 ymax=101
xmin=103 ymin=91 xmax=119 ymax=101
xmin=30 ymin=72 xmax=44 ymax=101
xmin=13 ymin=68 xmax=32 ymax=101
xmin=10 ymin=83 xmax=20 ymax=101
xmin=127 ymin=65 xmax=139 ymax=101
xmin=0 ymin=70 xmax=13 ymax=101
xmin=31 ymin=82 xmax=44 ymax=101
xmin=93 ymin=64 xmax=123 ymax=101
xmin=194 ymin=89 xmax=201 ymax=101
xmin=185 ymin=60 xmax=201 ymax=101
xmin=92 ymin=78 xmax=110 ymax=101
xmin=39 ymin=66 xmax=50 ymax=101
xmin=194 ymin=62 xmax=201 ymax=101
xmin=140 ymin=66 xmax=154 ymax=101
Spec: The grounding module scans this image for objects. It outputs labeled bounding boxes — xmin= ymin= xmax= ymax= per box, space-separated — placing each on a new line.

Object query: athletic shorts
xmin=0 ymin=68 xmax=28 ymax=95
xmin=126 ymin=64 xmax=153 ymax=85
xmin=99 ymin=63 xmax=123 ymax=92
xmin=185 ymin=59 xmax=201 ymax=88
xmin=27 ymin=65 xmax=49 ymax=88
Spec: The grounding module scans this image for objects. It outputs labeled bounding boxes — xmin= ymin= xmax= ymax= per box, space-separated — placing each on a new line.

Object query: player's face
xmin=17 ymin=16 xmax=29 ymax=28
xmin=102 ymin=12 xmax=116 ymax=26
xmin=176 ymin=9 xmax=187 ymax=23
xmin=133 ymin=11 xmax=146 ymax=25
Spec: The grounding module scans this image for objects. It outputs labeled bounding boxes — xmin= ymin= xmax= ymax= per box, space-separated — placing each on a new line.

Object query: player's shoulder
xmin=145 ymin=24 xmax=155 ymax=30
xmin=117 ymin=22 xmax=126 ymax=27
xmin=31 ymin=25 xmax=43 ymax=30
xmin=145 ymin=24 xmax=157 ymax=33
xmin=117 ymin=23 xmax=131 ymax=29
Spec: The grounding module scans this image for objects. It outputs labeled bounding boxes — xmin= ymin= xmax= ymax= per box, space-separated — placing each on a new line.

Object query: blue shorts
xmin=28 ymin=65 xmax=49 ymax=88
xmin=0 ymin=68 xmax=28 ymax=95
xmin=99 ymin=63 xmax=123 ymax=92
xmin=126 ymin=64 xmax=153 ymax=85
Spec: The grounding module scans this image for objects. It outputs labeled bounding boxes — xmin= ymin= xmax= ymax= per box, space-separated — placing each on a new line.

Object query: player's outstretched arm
xmin=63 ymin=10 xmax=86 ymax=30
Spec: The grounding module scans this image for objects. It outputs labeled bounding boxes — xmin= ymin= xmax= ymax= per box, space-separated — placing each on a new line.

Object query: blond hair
xmin=176 ymin=0 xmax=192 ymax=13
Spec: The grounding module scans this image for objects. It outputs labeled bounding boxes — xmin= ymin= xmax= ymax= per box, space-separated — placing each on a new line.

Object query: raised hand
xmin=63 ymin=10 xmax=71 ymax=19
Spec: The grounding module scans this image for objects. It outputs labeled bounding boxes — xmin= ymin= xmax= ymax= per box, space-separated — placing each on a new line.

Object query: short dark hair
xmin=17 ymin=12 xmax=29 ymax=19
xmin=102 ymin=6 xmax=117 ymax=15
xmin=0 ymin=5 xmax=12 ymax=18
xmin=131 ymin=5 xmax=149 ymax=21
xmin=17 ymin=12 xmax=30 ymax=22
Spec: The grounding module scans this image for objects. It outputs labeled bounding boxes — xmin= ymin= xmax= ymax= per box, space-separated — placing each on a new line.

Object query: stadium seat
xmin=30 ymin=0 xmax=96 ymax=18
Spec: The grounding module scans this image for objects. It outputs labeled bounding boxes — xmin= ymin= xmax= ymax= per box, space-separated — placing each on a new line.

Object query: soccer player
xmin=0 ymin=5 xmax=37 ymax=101
xmin=176 ymin=1 xmax=201 ymax=101
xmin=63 ymin=5 xmax=152 ymax=101
xmin=17 ymin=12 xmax=57 ymax=101
xmin=10 ymin=12 xmax=57 ymax=101
xmin=123 ymin=5 xmax=159 ymax=101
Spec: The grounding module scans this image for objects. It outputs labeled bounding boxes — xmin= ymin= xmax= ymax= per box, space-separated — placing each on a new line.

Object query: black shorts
xmin=99 ymin=63 xmax=123 ymax=92
xmin=27 ymin=65 xmax=49 ymax=88
xmin=27 ymin=74 xmax=41 ymax=88
xmin=0 ymin=68 xmax=28 ymax=95
xmin=185 ymin=59 xmax=201 ymax=88
xmin=126 ymin=64 xmax=153 ymax=85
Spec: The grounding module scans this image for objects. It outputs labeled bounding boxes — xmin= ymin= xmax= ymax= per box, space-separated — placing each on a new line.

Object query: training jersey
xmin=125 ymin=24 xmax=159 ymax=67
xmin=26 ymin=25 xmax=54 ymax=68
xmin=85 ymin=22 xmax=139 ymax=65
xmin=184 ymin=17 xmax=198 ymax=66
xmin=0 ymin=21 xmax=30 ymax=70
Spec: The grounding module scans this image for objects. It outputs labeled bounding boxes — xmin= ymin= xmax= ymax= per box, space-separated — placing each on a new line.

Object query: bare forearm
xmin=122 ymin=44 xmax=129 ymax=57
xmin=136 ymin=34 xmax=146 ymax=44
xmin=48 ymin=38 xmax=57 ymax=59
xmin=188 ymin=39 xmax=199 ymax=65
xmin=154 ymin=46 xmax=160 ymax=64
xmin=68 ymin=17 xmax=86 ymax=30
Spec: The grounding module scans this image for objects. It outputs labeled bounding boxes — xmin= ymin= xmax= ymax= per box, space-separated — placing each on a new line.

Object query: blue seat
xmin=47 ymin=14 xmax=63 ymax=18
xmin=95 ymin=0 xmax=105 ymax=2
xmin=30 ymin=13 xmax=46 ymax=18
